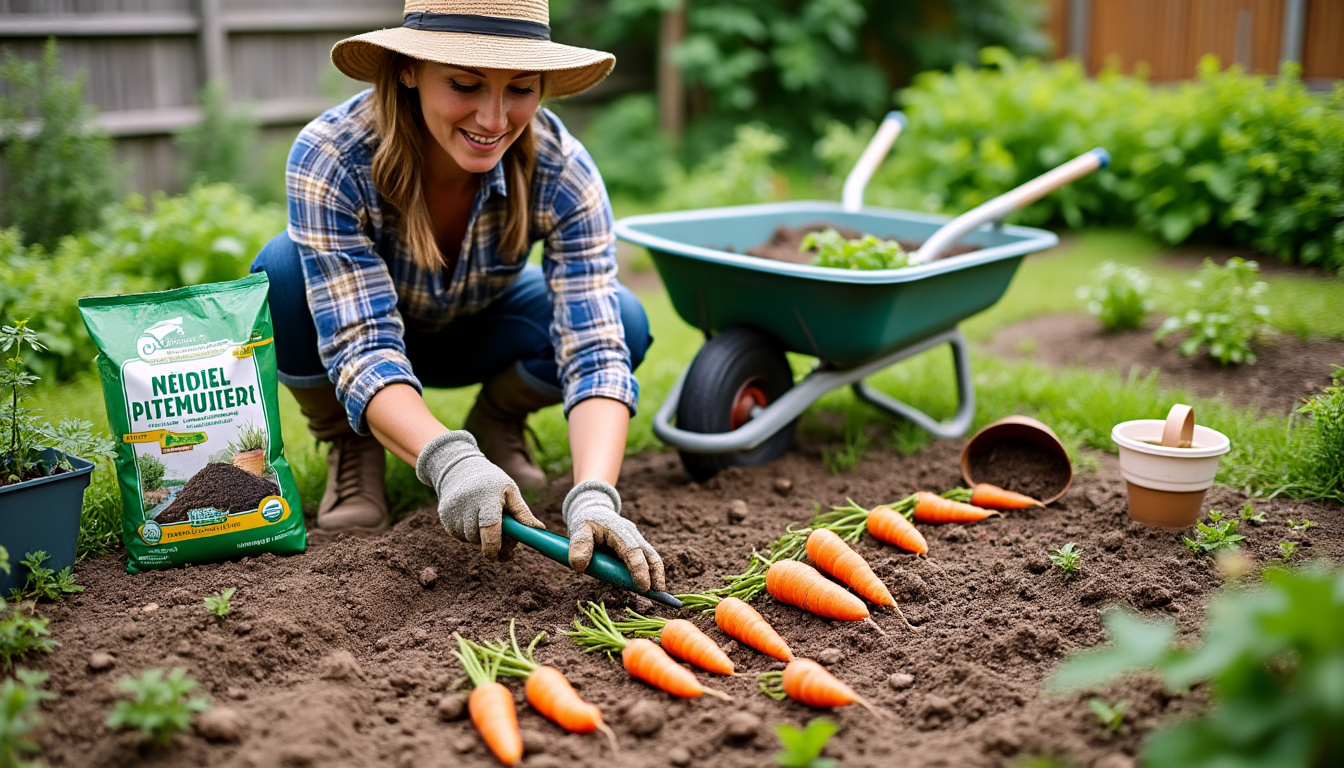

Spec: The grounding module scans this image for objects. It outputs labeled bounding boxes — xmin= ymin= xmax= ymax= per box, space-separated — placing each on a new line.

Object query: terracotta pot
xmin=959 ymin=415 xmax=1073 ymax=504
xmin=1112 ymin=405 xmax=1230 ymax=530
xmin=231 ymin=449 xmax=267 ymax=477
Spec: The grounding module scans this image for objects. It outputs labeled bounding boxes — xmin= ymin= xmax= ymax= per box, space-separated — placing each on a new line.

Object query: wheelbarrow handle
xmin=500 ymin=516 xmax=684 ymax=608
xmin=842 ymin=111 xmax=906 ymax=213
xmin=911 ymin=147 xmax=1111 ymax=265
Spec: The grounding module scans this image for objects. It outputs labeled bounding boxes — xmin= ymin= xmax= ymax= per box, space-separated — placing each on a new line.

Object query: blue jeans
xmin=249 ymin=232 xmax=651 ymax=397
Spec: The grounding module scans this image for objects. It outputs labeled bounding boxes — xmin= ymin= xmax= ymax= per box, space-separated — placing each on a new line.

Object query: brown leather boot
xmin=463 ymin=365 xmax=561 ymax=493
xmin=287 ymin=384 xmax=389 ymax=533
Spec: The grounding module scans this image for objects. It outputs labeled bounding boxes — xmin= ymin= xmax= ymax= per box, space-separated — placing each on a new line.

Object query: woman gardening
xmin=251 ymin=0 xmax=665 ymax=591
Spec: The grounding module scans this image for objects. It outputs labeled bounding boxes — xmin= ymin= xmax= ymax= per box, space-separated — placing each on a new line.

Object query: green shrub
xmin=661 ymin=123 xmax=786 ymax=209
xmin=1298 ymin=368 xmax=1344 ymax=500
xmin=0 ymin=668 xmax=54 ymax=767
xmin=1076 ymin=262 xmax=1156 ymax=331
xmin=581 ymin=94 xmax=677 ymax=201
xmin=106 ymin=668 xmax=210 ymax=748
xmin=0 ymin=39 xmax=115 ymax=249
xmin=865 ymin=50 xmax=1344 ymax=271
xmin=135 ymin=453 xmax=166 ymax=493
xmin=1051 ymin=565 xmax=1344 ymax=767
xmin=1155 ymin=257 xmax=1271 ymax=365
xmin=175 ymin=80 xmax=259 ymax=189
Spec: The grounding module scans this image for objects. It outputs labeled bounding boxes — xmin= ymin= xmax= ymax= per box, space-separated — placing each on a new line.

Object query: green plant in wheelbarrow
xmin=802 ymin=228 xmax=910 ymax=271
xmin=0 ymin=320 xmax=114 ymax=594
xmin=1155 ymin=257 xmax=1271 ymax=365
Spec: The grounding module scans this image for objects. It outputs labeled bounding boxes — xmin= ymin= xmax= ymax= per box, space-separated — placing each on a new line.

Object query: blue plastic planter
xmin=0 ymin=450 xmax=95 ymax=594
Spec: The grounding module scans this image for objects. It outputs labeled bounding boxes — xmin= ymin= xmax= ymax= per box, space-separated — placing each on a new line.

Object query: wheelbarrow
xmin=614 ymin=112 xmax=1108 ymax=480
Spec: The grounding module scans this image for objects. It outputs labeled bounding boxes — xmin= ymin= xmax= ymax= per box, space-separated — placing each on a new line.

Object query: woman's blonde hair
xmin=371 ymin=51 xmax=538 ymax=271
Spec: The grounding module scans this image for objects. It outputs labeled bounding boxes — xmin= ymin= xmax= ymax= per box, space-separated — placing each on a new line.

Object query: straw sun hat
xmin=332 ymin=0 xmax=615 ymax=98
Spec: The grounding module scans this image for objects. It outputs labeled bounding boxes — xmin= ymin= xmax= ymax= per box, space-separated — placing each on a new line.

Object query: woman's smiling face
xmin=404 ymin=62 xmax=542 ymax=177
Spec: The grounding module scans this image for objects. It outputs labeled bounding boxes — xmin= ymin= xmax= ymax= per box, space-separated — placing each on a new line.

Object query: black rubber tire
xmin=675 ymin=327 xmax=797 ymax=481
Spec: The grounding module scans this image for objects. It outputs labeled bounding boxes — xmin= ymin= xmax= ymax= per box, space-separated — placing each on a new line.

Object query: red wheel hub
xmin=730 ymin=380 xmax=769 ymax=430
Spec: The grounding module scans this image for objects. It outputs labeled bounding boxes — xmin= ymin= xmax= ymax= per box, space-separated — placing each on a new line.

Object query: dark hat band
xmin=402 ymin=12 xmax=551 ymax=40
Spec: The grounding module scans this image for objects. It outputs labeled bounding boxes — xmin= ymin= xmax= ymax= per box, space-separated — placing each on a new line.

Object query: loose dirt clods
xmin=158 ymin=463 xmax=281 ymax=523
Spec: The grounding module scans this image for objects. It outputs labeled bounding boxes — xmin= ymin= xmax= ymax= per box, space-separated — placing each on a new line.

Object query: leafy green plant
xmin=136 ymin=453 xmax=166 ymax=493
xmin=1155 ymin=257 xmax=1272 ymax=365
xmin=1076 ymin=261 xmax=1156 ymax=331
xmin=0 ymin=668 xmax=55 ymax=768
xmin=581 ymin=93 xmax=677 ymax=201
xmin=1051 ymin=565 xmax=1344 ymax=767
xmin=1 ymin=320 xmax=115 ymax=486
xmin=802 ymin=228 xmax=910 ymax=271
xmin=1240 ymin=502 xmax=1266 ymax=525
xmin=774 ymin=717 xmax=839 ymax=768
xmin=1297 ymin=367 xmax=1344 ymax=500
xmin=1048 ymin=542 xmax=1082 ymax=577
xmin=204 ymin=588 xmax=235 ymax=619
xmin=1278 ymin=541 xmax=1298 ymax=561
xmin=0 ymin=599 xmax=56 ymax=672
xmin=9 ymin=552 xmax=82 ymax=603
xmin=1087 ymin=697 xmax=1129 ymax=738
xmin=174 ymin=80 xmax=259 ymax=189
xmin=1288 ymin=518 xmax=1317 ymax=533
xmin=1183 ymin=509 xmax=1246 ymax=555
xmin=661 ymin=123 xmax=786 ymax=210
xmin=106 ymin=668 xmax=211 ymax=748
xmin=0 ymin=39 xmax=115 ymax=249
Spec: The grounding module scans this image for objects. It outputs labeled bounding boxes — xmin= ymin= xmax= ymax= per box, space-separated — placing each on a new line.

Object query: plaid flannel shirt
xmin=286 ymin=91 xmax=636 ymax=434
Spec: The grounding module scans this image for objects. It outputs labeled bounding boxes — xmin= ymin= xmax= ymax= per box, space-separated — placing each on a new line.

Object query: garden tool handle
xmin=842 ymin=111 xmax=906 ymax=212
xmin=501 ymin=516 xmax=684 ymax=608
xmin=911 ymin=147 xmax=1111 ymax=265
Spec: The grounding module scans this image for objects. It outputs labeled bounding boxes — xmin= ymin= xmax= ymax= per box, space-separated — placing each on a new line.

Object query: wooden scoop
xmin=1161 ymin=404 xmax=1195 ymax=449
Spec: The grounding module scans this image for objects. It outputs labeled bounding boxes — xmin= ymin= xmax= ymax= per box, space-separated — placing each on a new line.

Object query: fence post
xmin=1281 ymin=0 xmax=1306 ymax=66
xmin=199 ymin=0 xmax=227 ymax=85
xmin=1067 ymin=0 xmax=1090 ymax=65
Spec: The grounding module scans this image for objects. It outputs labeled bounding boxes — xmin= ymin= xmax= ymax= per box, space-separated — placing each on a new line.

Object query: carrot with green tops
xmin=568 ymin=602 xmax=731 ymax=700
xmin=460 ymin=622 xmax=618 ymax=752
xmin=613 ymin=610 xmax=735 ymax=675
xmin=452 ymin=634 xmax=523 ymax=766
xmin=759 ymin=658 xmax=888 ymax=718
xmin=944 ymin=483 xmax=1045 ymax=509
xmin=766 ymin=560 xmax=885 ymax=634
xmin=715 ymin=596 xmax=794 ymax=661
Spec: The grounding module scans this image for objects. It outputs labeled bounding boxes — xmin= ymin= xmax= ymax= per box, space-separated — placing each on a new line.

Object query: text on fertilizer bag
xmin=131 ymin=367 xmax=258 ymax=422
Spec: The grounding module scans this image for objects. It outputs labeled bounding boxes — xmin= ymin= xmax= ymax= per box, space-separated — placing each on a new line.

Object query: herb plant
xmin=105 ymin=668 xmax=210 ymax=748
xmin=802 ymin=228 xmax=910 ymax=271
xmin=1287 ymin=518 xmax=1317 ymax=533
xmin=226 ymin=422 xmax=265 ymax=454
xmin=774 ymin=718 xmax=839 ymax=768
xmin=8 ymin=552 xmax=82 ymax=603
xmin=1 ymin=320 xmax=114 ymax=486
xmin=1278 ymin=541 xmax=1298 ymax=561
xmin=1298 ymin=368 xmax=1344 ymax=499
xmin=1183 ymin=510 xmax=1246 ymax=555
xmin=0 ymin=598 xmax=55 ymax=671
xmin=1051 ymin=566 xmax=1344 ymax=767
xmin=1155 ymin=257 xmax=1271 ymax=365
xmin=1048 ymin=543 xmax=1082 ymax=577
xmin=204 ymin=588 xmax=235 ymax=619
xmin=0 ymin=668 xmax=54 ymax=768
xmin=1076 ymin=262 xmax=1156 ymax=331
xmin=1088 ymin=697 xmax=1129 ymax=738
xmin=1240 ymin=503 xmax=1266 ymax=525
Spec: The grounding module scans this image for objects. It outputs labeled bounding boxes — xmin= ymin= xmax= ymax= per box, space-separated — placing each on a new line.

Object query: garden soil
xmin=986 ymin=312 xmax=1344 ymax=414
xmin=32 ymin=433 xmax=1344 ymax=768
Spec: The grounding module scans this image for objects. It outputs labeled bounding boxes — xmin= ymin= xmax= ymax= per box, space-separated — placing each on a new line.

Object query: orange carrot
xmin=614 ymin=610 xmax=736 ymax=676
xmin=454 ymin=635 xmax=523 ymax=766
xmin=867 ymin=504 xmax=929 ymax=555
xmin=912 ymin=491 xmax=999 ymax=523
xmin=759 ymin=658 xmax=888 ymax=718
xmin=944 ymin=484 xmax=1044 ymax=509
xmin=715 ymin=596 xmax=794 ymax=661
xmin=766 ymin=560 xmax=870 ymax=622
xmin=806 ymin=528 xmax=896 ymax=608
xmin=569 ymin=603 xmax=731 ymax=701
xmin=462 ymin=623 xmax=618 ymax=752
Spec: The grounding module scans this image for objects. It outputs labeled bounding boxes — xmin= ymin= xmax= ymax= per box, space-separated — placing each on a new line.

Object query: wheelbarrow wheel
xmin=676 ymin=327 xmax=796 ymax=481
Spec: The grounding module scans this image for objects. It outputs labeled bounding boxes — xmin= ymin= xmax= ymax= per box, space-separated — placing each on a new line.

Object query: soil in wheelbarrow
xmin=985 ymin=312 xmax=1344 ymax=414
xmin=30 ymin=435 xmax=1344 ymax=768
xmin=735 ymin=223 xmax=982 ymax=264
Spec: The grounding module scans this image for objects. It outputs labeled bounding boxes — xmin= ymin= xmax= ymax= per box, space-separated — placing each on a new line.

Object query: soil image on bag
xmin=79 ymin=273 xmax=305 ymax=573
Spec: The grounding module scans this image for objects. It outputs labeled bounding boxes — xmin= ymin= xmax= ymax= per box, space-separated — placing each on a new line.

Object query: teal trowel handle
xmin=501 ymin=516 xmax=682 ymax=608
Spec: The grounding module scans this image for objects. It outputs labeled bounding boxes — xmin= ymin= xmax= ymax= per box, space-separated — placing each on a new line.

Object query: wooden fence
xmin=1044 ymin=0 xmax=1344 ymax=82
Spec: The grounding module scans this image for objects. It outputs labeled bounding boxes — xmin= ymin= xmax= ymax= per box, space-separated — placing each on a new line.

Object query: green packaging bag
xmin=79 ymin=273 xmax=305 ymax=572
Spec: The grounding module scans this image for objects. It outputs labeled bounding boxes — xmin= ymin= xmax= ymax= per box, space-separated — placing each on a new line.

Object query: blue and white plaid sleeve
xmin=539 ymin=146 xmax=639 ymax=416
xmin=286 ymin=134 xmax=421 ymax=434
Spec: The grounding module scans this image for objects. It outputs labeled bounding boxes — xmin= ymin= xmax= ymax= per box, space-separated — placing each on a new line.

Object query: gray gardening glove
xmin=416 ymin=431 xmax=544 ymax=561
xmin=562 ymin=480 xmax=666 ymax=592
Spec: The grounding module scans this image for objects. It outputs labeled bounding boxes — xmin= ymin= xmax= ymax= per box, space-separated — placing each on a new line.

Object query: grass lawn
xmin=27 ymin=228 xmax=1343 ymax=559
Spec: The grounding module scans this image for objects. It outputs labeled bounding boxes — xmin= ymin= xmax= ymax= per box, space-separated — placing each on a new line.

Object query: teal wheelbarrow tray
xmin=615 ymin=113 xmax=1108 ymax=480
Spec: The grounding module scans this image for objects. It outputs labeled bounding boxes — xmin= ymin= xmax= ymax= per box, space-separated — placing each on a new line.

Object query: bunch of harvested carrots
xmin=450 ymin=483 xmax=1045 ymax=764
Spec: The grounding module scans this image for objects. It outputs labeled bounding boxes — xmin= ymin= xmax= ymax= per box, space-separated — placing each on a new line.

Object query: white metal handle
xmin=841 ymin=111 xmax=906 ymax=212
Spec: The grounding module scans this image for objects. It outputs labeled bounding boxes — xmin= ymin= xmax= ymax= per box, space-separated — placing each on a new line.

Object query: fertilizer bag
xmin=79 ymin=273 xmax=305 ymax=572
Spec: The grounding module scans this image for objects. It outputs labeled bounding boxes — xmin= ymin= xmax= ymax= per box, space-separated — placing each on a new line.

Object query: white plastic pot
xmin=1112 ymin=406 xmax=1230 ymax=530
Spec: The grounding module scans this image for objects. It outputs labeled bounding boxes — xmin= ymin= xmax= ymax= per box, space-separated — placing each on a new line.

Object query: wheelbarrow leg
xmin=851 ymin=328 xmax=975 ymax=439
